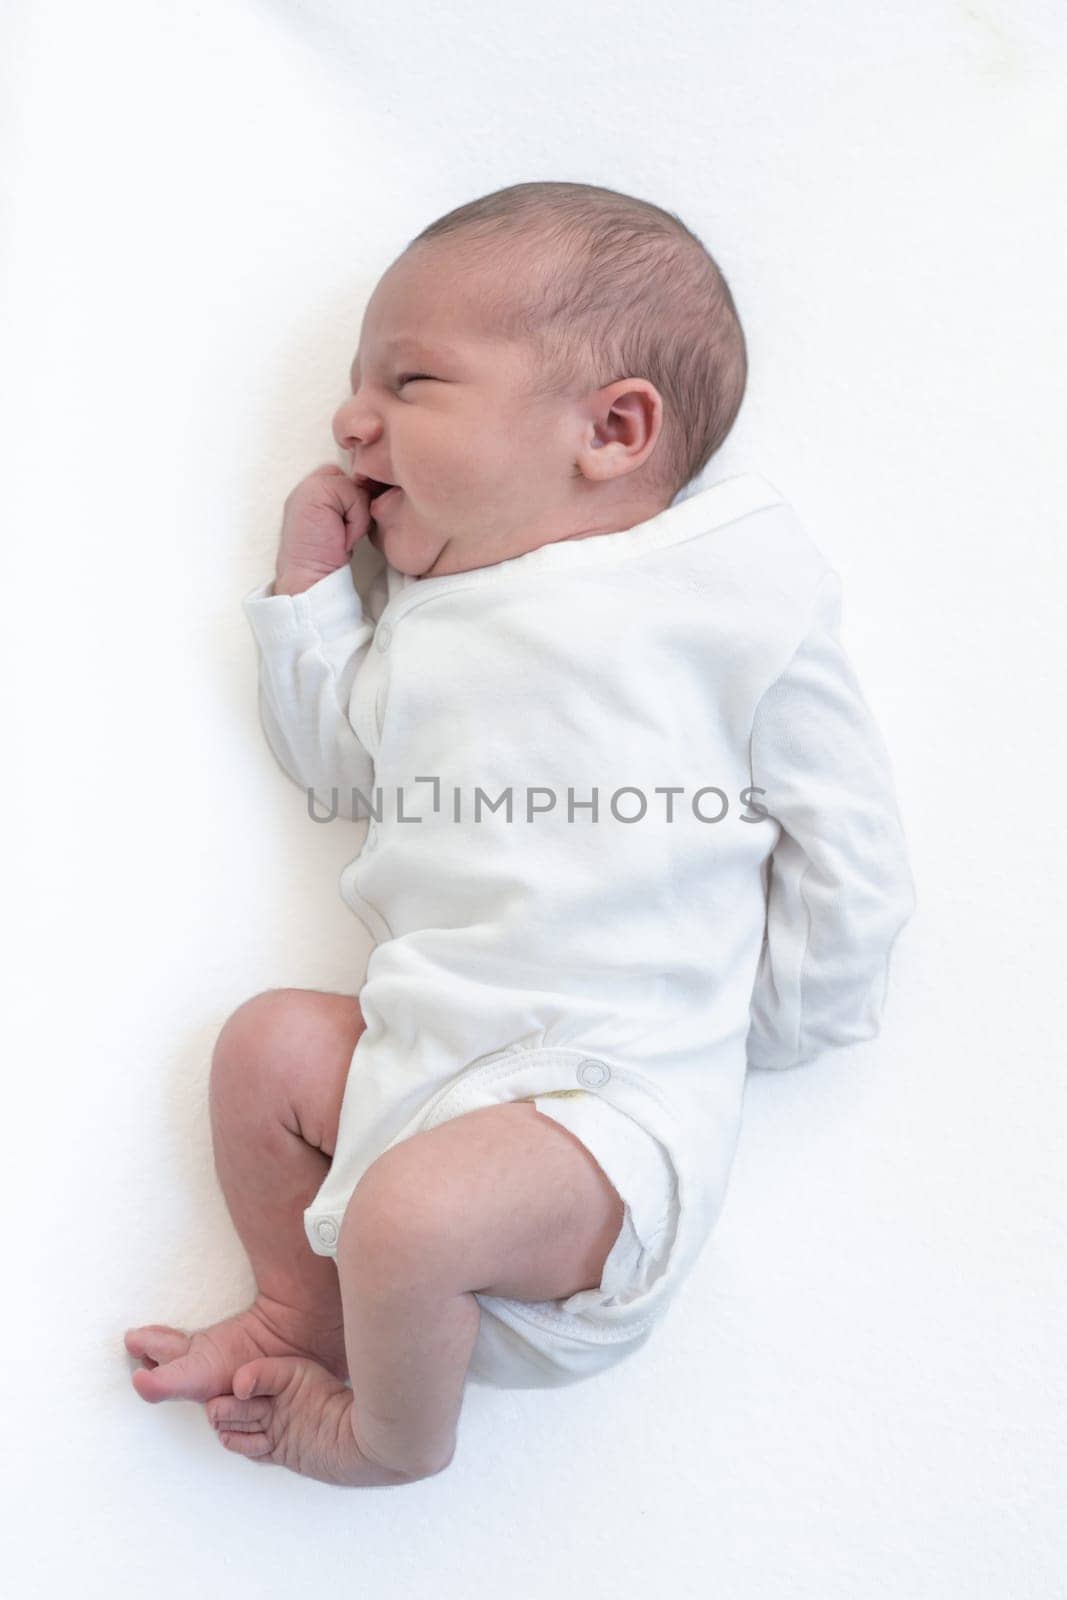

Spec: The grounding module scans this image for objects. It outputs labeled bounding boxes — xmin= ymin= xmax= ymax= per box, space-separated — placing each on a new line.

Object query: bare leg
xmin=125 ymin=987 xmax=363 ymax=1402
xmin=205 ymin=1100 xmax=626 ymax=1484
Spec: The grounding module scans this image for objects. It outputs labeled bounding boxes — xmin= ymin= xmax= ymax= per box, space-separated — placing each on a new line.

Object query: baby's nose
xmin=331 ymin=402 xmax=363 ymax=451
xmin=333 ymin=391 xmax=384 ymax=450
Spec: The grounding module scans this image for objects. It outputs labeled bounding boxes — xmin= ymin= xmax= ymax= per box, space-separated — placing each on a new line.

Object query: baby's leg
xmin=125 ymin=987 xmax=363 ymax=1402
xmin=208 ymin=1101 xmax=625 ymax=1482
xmin=340 ymin=1103 xmax=626 ymax=1476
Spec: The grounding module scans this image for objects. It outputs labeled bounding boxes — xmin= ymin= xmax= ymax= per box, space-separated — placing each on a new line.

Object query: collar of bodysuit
xmin=385 ymin=472 xmax=785 ymax=618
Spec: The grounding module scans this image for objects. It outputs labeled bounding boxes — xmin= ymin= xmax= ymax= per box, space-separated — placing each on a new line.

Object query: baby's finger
xmin=345 ymin=502 xmax=371 ymax=553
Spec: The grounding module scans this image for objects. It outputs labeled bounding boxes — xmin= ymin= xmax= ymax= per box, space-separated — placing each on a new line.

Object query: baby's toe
xmin=207 ymin=1396 xmax=275 ymax=1460
xmin=218 ymin=1430 xmax=274 ymax=1460
xmin=131 ymin=1339 xmax=234 ymax=1404
xmin=206 ymin=1394 xmax=271 ymax=1434
xmin=124 ymin=1325 xmax=191 ymax=1368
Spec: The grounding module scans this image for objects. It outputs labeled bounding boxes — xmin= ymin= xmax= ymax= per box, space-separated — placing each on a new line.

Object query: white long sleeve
xmin=242 ymin=563 xmax=378 ymax=821
xmin=745 ymin=570 xmax=917 ymax=1070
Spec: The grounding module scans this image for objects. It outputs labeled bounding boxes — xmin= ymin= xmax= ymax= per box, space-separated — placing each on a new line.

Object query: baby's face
xmin=332 ymin=246 xmax=664 ymax=580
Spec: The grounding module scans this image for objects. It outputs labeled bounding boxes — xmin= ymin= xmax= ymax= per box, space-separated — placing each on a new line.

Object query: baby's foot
xmin=124 ymin=1294 xmax=348 ymax=1404
xmin=205 ymin=1355 xmax=420 ymax=1487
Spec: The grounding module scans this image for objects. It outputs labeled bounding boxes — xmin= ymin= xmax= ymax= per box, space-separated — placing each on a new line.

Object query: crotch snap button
xmin=576 ymin=1058 xmax=611 ymax=1088
xmin=376 ymin=622 xmax=393 ymax=653
xmin=314 ymin=1218 xmax=339 ymax=1247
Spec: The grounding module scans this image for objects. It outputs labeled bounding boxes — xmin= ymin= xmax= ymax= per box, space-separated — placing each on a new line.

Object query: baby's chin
xmin=368 ymin=517 xmax=449 ymax=579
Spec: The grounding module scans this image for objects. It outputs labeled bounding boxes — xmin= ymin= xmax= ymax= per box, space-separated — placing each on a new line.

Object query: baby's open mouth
xmin=354 ymin=473 xmax=398 ymax=501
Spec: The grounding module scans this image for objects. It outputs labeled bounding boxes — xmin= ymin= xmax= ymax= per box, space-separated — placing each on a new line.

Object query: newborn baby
xmin=125 ymin=181 xmax=916 ymax=1487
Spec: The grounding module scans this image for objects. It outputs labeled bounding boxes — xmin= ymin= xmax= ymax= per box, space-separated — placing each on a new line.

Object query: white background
xmin=3 ymin=1 xmax=1064 ymax=1594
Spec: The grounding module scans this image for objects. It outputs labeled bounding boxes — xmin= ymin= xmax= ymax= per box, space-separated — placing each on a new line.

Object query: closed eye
xmin=398 ymin=372 xmax=434 ymax=387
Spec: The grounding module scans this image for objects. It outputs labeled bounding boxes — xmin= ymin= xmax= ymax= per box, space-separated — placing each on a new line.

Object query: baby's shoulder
xmin=641 ymin=497 xmax=833 ymax=629
xmin=716 ymin=496 xmax=831 ymax=589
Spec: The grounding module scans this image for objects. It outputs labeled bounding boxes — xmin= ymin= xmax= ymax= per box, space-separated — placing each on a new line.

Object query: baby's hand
xmin=274 ymin=464 xmax=373 ymax=594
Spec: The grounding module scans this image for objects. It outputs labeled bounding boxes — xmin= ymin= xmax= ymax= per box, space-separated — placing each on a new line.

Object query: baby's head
xmin=333 ymin=181 xmax=747 ymax=581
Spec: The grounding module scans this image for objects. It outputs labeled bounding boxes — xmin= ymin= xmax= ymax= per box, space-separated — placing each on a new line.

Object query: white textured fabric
xmin=746 ymin=572 xmax=916 ymax=1067
xmin=242 ymin=473 xmax=916 ymax=1387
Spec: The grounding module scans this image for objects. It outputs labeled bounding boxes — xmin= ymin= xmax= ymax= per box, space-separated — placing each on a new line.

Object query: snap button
xmin=376 ymin=622 xmax=393 ymax=653
xmin=576 ymin=1057 xmax=611 ymax=1088
xmin=314 ymin=1218 xmax=338 ymax=1246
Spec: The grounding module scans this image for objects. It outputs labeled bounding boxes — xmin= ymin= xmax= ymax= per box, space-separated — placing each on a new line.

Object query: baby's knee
xmin=210 ymin=988 xmax=366 ymax=1129
xmin=209 ymin=988 xmax=310 ymax=1100
xmin=338 ymin=1145 xmax=460 ymax=1293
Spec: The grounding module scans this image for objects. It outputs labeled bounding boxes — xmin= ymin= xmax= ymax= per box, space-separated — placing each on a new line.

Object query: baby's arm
xmin=242 ymin=466 xmax=379 ymax=820
xmin=746 ymin=570 xmax=917 ymax=1070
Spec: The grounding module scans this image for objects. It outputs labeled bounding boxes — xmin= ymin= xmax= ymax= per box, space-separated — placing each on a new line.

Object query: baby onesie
xmin=242 ymin=472 xmax=916 ymax=1388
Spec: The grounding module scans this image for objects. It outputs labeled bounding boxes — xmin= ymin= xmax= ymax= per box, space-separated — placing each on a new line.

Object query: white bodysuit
xmin=242 ymin=473 xmax=916 ymax=1389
